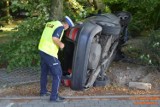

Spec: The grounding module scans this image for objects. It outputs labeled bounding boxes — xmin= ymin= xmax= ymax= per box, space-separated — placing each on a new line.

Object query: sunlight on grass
xmin=0 ymin=27 xmax=17 ymax=32
xmin=0 ymin=20 xmax=21 ymax=44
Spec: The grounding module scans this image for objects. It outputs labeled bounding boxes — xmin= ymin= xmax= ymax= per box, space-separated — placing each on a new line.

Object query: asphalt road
xmin=0 ymin=95 xmax=160 ymax=107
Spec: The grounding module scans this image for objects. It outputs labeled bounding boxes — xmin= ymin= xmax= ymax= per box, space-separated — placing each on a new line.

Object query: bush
xmin=6 ymin=17 xmax=46 ymax=70
xmin=140 ymin=29 xmax=160 ymax=68
xmin=3 ymin=0 xmax=50 ymax=71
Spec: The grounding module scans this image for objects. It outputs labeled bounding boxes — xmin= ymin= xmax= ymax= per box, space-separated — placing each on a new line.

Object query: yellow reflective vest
xmin=38 ymin=21 xmax=64 ymax=58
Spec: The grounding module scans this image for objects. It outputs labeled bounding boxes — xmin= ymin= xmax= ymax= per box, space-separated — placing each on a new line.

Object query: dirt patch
xmin=0 ymin=82 xmax=160 ymax=97
xmin=0 ymin=62 xmax=160 ymax=97
xmin=107 ymin=62 xmax=160 ymax=89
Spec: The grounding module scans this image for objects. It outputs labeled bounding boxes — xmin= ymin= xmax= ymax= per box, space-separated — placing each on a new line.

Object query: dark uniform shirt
xmin=52 ymin=26 xmax=64 ymax=39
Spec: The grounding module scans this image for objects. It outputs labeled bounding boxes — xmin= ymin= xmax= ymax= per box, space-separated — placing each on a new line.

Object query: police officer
xmin=38 ymin=16 xmax=74 ymax=102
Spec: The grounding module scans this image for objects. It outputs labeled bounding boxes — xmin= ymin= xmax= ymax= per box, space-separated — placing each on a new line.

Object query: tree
xmin=2 ymin=0 xmax=160 ymax=70
xmin=3 ymin=0 xmax=67 ymax=70
xmin=0 ymin=0 xmax=12 ymax=24
xmin=50 ymin=0 xmax=63 ymax=20
xmin=4 ymin=0 xmax=51 ymax=70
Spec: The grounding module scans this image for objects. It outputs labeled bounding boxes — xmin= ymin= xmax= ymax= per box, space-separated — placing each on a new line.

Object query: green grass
xmin=0 ymin=31 xmax=10 ymax=37
xmin=0 ymin=20 xmax=22 ymax=44
xmin=0 ymin=31 xmax=14 ymax=44
xmin=0 ymin=20 xmax=22 ymax=68
xmin=0 ymin=31 xmax=13 ymax=68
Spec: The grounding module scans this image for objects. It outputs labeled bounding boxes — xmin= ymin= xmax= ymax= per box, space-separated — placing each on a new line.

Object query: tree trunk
xmin=50 ymin=0 xmax=63 ymax=20
xmin=5 ymin=0 xmax=12 ymax=24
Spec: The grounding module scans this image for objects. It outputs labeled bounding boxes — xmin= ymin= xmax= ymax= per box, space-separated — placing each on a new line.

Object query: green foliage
xmin=1 ymin=0 xmax=160 ymax=70
xmin=10 ymin=0 xmax=50 ymax=18
xmin=6 ymin=18 xmax=42 ymax=70
xmin=68 ymin=0 xmax=160 ymax=31
xmin=64 ymin=0 xmax=87 ymax=21
xmin=0 ymin=42 xmax=9 ymax=68
xmin=103 ymin=0 xmax=160 ymax=31
xmin=103 ymin=0 xmax=160 ymax=68
xmin=140 ymin=29 xmax=160 ymax=68
xmin=4 ymin=0 xmax=50 ymax=70
xmin=128 ymin=0 xmax=160 ymax=31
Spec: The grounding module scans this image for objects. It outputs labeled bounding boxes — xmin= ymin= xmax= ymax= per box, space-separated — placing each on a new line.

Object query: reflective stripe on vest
xmin=38 ymin=21 xmax=64 ymax=58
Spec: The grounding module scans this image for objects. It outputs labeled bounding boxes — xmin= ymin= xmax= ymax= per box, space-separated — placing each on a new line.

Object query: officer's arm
xmin=52 ymin=37 xmax=64 ymax=49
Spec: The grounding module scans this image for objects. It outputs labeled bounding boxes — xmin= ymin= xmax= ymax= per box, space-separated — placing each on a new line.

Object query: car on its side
xmin=60 ymin=11 xmax=132 ymax=90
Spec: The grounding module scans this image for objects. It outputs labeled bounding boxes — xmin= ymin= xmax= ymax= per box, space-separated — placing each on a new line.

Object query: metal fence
xmin=0 ymin=68 xmax=40 ymax=88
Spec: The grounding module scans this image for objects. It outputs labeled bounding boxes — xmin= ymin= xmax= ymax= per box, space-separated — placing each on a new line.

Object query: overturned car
xmin=60 ymin=11 xmax=131 ymax=90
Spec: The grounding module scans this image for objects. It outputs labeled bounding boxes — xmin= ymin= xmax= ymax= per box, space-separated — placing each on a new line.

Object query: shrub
xmin=4 ymin=0 xmax=50 ymax=71
xmin=6 ymin=17 xmax=46 ymax=70
xmin=140 ymin=29 xmax=160 ymax=68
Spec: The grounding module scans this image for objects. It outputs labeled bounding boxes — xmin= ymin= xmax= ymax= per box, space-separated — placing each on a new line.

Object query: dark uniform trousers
xmin=39 ymin=51 xmax=62 ymax=100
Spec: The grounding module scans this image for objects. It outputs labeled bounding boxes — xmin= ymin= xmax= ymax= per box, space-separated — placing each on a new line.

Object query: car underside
xmin=59 ymin=11 xmax=131 ymax=90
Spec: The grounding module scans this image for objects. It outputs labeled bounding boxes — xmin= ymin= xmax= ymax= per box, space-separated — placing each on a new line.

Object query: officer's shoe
xmin=58 ymin=96 xmax=65 ymax=100
xmin=40 ymin=91 xmax=51 ymax=96
xmin=50 ymin=96 xmax=66 ymax=103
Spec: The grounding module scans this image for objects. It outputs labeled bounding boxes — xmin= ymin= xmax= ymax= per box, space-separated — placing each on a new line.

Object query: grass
xmin=0 ymin=21 xmax=20 ymax=68
xmin=0 ymin=31 xmax=14 ymax=44
xmin=0 ymin=20 xmax=21 ymax=44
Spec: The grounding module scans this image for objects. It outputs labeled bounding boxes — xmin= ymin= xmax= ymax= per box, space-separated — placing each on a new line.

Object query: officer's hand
xmin=60 ymin=43 xmax=65 ymax=51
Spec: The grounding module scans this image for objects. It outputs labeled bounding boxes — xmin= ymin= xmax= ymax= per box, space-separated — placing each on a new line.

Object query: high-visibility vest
xmin=38 ymin=21 xmax=64 ymax=58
